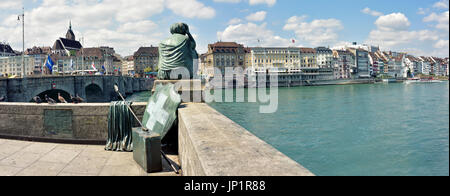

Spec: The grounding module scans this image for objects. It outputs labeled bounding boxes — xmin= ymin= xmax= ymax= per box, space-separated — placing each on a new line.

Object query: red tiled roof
xmin=133 ymin=47 xmax=159 ymax=57
xmin=209 ymin=42 xmax=243 ymax=48
xmin=300 ymin=47 xmax=316 ymax=53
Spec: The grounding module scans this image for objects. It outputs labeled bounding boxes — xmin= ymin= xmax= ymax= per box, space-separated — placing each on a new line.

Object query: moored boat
xmin=405 ymin=77 xmax=443 ymax=84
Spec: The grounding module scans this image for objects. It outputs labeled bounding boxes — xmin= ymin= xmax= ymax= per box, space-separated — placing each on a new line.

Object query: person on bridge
xmin=0 ymin=96 xmax=5 ymax=102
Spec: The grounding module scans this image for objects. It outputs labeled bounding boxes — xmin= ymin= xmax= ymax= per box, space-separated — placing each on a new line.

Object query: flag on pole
xmin=70 ymin=59 xmax=74 ymax=71
xmin=45 ymin=55 xmax=54 ymax=74
xmin=91 ymin=62 xmax=97 ymax=71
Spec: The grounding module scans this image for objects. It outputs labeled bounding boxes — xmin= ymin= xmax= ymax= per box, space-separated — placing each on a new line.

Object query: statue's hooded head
xmin=170 ymin=23 xmax=189 ymax=35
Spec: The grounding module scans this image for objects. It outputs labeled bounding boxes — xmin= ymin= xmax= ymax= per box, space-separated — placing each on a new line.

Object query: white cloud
xmin=366 ymin=12 xmax=446 ymax=56
xmin=246 ymin=11 xmax=267 ymax=22
xmin=374 ymin=13 xmax=411 ymax=31
xmin=117 ymin=20 xmax=158 ymax=33
xmin=228 ymin=18 xmax=243 ymax=25
xmin=213 ymin=0 xmax=276 ymax=6
xmin=434 ymin=39 xmax=449 ymax=48
xmin=0 ymin=0 xmax=22 ymax=9
xmin=0 ymin=0 xmax=217 ymax=55
xmin=249 ymin=0 xmax=276 ymax=7
xmin=417 ymin=8 xmax=428 ymax=15
xmin=433 ymin=0 xmax=449 ymax=9
xmin=166 ymin=0 xmax=216 ymax=19
xmin=367 ymin=29 xmax=439 ymax=48
xmin=217 ymin=22 xmax=290 ymax=46
xmin=423 ymin=11 xmax=449 ymax=32
xmin=213 ymin=0 xmax=241 ymax=3
xmin=283 ymin=15 xmax=344 ymax=46
xmin=361 ymin=7 xmax=383 ymax=17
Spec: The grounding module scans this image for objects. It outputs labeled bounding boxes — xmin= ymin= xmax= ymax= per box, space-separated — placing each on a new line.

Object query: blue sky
xmin=0 ymin=0 xmax=448 ymax=57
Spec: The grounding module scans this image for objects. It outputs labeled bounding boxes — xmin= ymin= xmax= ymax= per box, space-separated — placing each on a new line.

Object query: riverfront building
xmin=121 ymin=56 xmax=135 ymax=76
xmin=316 ymin=47 xmax=334 ymax=68
xmin=246 ymin=46 xmax=335 ymax=80
xmin=347 ymin=48 xmax=371 ymax=78
xmin=133 ymin=46 xmax=159 ymax=77
xmin=249 ymin=47 xmax=302 ymax=73
xmin=333 ymin=50 xmax=353 ymax=79
xmin=0 ymin=43 xmax=17 ymax=57
xmin=0 ymin=55 xmax=35 ymax=77
xmin=25 ymin=47 xmax=50 ymax=75
xmin=405 ymin=56 xmax=421 ymax=76
xmin=201 ymin=42 xmax=247 ymax=77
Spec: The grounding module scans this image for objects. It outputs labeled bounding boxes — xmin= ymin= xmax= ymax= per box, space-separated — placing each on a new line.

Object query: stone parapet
xmin=178 ymin=103 xmax=314 ymax=176
xmin=0 ymin=102 xmax=147 ymax=142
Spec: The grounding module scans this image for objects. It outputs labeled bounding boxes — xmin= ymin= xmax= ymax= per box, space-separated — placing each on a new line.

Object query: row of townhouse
xmin=200 ymin=42 xmax=376 ymax=81
xmin=368 ymin=51 xmax=449 ymax=78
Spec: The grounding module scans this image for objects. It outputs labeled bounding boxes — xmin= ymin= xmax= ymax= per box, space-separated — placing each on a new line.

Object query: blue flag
xmin=45 ymin=55 xmax=54 ymax=73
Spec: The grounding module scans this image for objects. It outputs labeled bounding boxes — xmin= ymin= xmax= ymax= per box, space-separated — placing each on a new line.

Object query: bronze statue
xmin=157 ymin=23 xmax=198 ymax=80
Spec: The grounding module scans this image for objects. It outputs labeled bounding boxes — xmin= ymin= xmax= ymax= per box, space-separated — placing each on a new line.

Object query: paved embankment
xmin=0 ymin=138 xmax=179 ymax=176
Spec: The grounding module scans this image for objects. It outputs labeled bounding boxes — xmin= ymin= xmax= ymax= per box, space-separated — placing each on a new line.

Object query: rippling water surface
xmin=208 ymin=82 xmax=449 ymax=176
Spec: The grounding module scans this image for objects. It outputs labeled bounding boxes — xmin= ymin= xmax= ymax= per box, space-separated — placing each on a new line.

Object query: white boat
xmin=405 ymin=78 xmax=443 ymax=84
xmin=382 ymin=78 xmax=397 ymax=83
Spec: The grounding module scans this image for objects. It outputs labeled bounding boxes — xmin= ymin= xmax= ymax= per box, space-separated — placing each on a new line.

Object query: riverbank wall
xmin=209 ymin=78 xmax=375 ymax=89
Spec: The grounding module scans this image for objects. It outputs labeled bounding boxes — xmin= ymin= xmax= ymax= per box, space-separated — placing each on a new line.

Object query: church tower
xmin=66 ymin=21 xmax=76 ymax=41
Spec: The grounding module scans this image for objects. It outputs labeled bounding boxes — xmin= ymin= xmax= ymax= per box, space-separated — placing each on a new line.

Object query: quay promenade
xmin=0 ymin=138 xmax=180 ymax=176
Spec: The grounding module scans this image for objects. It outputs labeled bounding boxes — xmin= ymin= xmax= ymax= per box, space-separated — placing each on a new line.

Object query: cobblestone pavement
xmin=0 ymin=138 xmax=180 ymax=176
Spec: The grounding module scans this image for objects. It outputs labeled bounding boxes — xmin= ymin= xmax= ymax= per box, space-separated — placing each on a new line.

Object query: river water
xmin=129 ymin=82 xmax=449 ymax=176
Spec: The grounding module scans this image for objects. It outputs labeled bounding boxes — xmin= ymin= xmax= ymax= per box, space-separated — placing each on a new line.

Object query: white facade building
xmin=0 ymin=55 xmax=35 ymax=77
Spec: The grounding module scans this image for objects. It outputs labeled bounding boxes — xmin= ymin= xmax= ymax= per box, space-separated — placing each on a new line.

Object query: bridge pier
xmin=0 ymin=79 xmax=8 ymax=102
xmin=125 ymin=77 xmax=133 ymax=94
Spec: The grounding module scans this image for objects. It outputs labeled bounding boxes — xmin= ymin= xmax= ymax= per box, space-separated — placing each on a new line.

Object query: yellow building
xmin=0 ymin=55 xmax=35 ymax=77
xmin=201 ymin=42 xmax=247 ymax=77
xmin=248 ymin=47 xmax=317 ymax=73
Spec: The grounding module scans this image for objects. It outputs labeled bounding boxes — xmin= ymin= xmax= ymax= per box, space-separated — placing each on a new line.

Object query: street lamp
xmin=17 ymin=7 xmax=25 ymax=78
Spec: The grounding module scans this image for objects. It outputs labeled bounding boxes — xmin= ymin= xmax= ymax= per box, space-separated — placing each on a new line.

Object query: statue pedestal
xmin=132 ymin=128 xmax=162 ymax=173
xmin=152 ymin=80 xmax=205 ymax=103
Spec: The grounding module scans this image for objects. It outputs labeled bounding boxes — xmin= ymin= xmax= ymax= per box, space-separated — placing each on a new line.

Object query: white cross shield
xmin=145 ymin=93 xmax=170 ymax=131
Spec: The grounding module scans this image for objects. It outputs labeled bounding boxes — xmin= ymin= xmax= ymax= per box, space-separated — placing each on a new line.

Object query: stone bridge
xmin=0 ymin=76 xmax=154 ymax=103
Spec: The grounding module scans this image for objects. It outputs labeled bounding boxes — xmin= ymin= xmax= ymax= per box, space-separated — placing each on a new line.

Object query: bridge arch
xmin=83 ymin=78 xmax=104 ymax=93
xmin=28 ymin=84 xmax=75 ymax=103
xmin=32 ymin=89 xmax=72 ymax=103
xmin=85 ymin=83 xmax=104 ymax=103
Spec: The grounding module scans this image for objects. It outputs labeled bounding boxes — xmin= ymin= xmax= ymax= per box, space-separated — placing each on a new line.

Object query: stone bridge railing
xmin=0 ymin=76 xmax=154 ymax=103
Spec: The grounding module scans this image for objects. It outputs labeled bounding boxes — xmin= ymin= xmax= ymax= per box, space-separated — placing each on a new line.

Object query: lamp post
xmin=17 ymin=7 xmax=25 ymax=78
